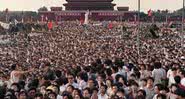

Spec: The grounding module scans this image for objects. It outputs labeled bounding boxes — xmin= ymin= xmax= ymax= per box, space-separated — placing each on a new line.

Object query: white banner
xmin=0 ymin=21 xmax=10 ymax=29
xmin=84 ymin=10 xmax=89 ymax=25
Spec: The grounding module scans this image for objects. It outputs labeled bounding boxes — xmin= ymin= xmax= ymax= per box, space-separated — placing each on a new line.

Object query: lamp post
xmin=137 ymin=0 xmax=140 ymax=55
xmin=182 ymin=0 xmax=185 ymax=48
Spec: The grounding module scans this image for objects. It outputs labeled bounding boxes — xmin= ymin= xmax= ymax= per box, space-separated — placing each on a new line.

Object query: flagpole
xmin=182 ymin=0 xmax=184 ymax=48
xmin=137 ymin=0 xmax=140 ymax=55
xmin=166 ymin=15 xmax=168 ymax=24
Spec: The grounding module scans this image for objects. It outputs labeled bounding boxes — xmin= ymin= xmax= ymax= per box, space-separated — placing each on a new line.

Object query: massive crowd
xmin=0 ymin=20 xmax=185 ymax=99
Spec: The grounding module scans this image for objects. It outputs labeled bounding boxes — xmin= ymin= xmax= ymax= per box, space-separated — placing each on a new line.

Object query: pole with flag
xmin=148 ymin=9 xmax=154 ymax=23
xmin=137 ymin=0 xmax=140 ymax=55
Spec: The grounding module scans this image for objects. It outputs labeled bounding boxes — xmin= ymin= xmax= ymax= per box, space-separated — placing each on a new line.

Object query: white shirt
xmin=57 ymin=95 xmax=63 ymax=99
xmin=152 ymin=69 xmax=164 ymax=84
xmin=59 ymin=85 xmax=66 ymax=94
xmin=181 ymin=78 xmax=185 ymax=86
xmin=78 ymin=80 xmax=87 ymax=90
xmin=153 ymin=94 xmax=157 ymax=99
xmin=167 ymin=69 xmax=172 ymax=78
xmin=98 ymin=93 xmax=108 ymax=99
xmin=65 ymin=82 xmax=79 ymax=88
xmin=168 ymin=74 xmax=175 ymax=86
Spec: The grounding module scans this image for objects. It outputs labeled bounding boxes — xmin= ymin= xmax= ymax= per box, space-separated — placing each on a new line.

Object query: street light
xmin=137 ymin=0 xmax=140 ymax=55
xmin=182 ymin=0 xmax=185 ymax=48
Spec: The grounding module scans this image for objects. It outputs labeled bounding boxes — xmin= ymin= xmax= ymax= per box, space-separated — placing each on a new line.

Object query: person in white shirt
xmin=98 ymin=85 xmax=108 ymax=99
xmin=153 ymin=84 xmax=163 ymax=99
xmin=76 ymin=72 xmax=87 ymax=90
xmin=65 ymin=74 xmax=79 ymax=88
xmin=139 ymin=64 xmax=148 ymax=79
xmin=168 ymin=68 xmax=177 ymax=87
xmin=152 ymin=62 xmax=165 ymax=85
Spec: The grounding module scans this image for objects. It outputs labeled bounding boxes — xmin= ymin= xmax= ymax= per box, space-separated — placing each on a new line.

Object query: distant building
xmin=38 ymin=0 xmax=137 ymax=21
xmin=64 ymin=0 xmax=116 ymax=10
xmin=50 ymin=7 xmax=63 ymax=11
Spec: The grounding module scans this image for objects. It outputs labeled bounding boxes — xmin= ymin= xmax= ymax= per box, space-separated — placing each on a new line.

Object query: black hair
xmin=157 ymin=93 xmax=166 ymax=99
xmin=114 ymin=58 xmax=124 ymax=67
xmin=96 ymin=59 xmax=102 ymax=65
xmin=111 ymin=66 xmax=118 ymax=73
xmin=28 ymin=79 xmax=39 ymax=88
xmin=28 ymin=87 xmax=36 ymax=92
xmin=170 ymin=84 xmax=178 ymax=89
xmin=147 ymin=77 xmax=154 ymax=82
xmin=137 ymin=89 xmax=146 ymax=97
xmin=34 ymin=93 xmax=43 ymax=98
xmin=115 ymin=74 xmax=125 ymax=82
xmin=181 ymin=70 xmax=185 ymax=77
xmin=141 ymin=78 xmax=147 ymax=82
xmin=174 ymin=76 xmax=181 ymax=84
xmin=18 ymin=91 xmax=27 ymax=97
xmin=132 ymin=81 xmax=139 ymax=87
xmin=172 ymin=67 xmax=177 ymax=71
xmin=18 ymin=81 xmax=25 ymax=89
xmin=154 ymin=62 xmax=162 ymax=69
xmin=48 ymin=91 xmax=57 ymax=98
xmin=55 ymin=70 xmax=61 ymax=78
xmin=155 ymin=84 xmax=164 ymax=91
xmin=105 ymin=68 xmax=112 ymax=76
xmin=116 ymin=82 xmax=123 ymax=88
xmin=83 ymin=87 xmax=91 ymax=95
xmin=77 ymin=72 xmax=88 ymax=82
xmin=100 ymin=84 xmax=107 ymax=90
xmin=117 ymin=88 xmax=125 ymax=94
xmin=54 ymin=78 xmax=63 ymax=86
xmin=11 ymin=64 xmax=17 ymax=70
xmin=66 ymin=85 xmax=74 ymax=91
xmin=104 ymin=59 xmax=112 ymax=66
xmin=92 ymin=87 xmax=98 ymax=92
xmin=11 ymin=83 xmax=20 ymax=92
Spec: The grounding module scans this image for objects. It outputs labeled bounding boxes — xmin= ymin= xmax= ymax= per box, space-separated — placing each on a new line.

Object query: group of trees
xmin=0 ymin=6 xmax=49 ymax=22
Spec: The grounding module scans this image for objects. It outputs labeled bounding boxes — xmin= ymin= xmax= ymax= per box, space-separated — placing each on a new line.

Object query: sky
xmin=0 ymin=0 xmax=183 ymax=12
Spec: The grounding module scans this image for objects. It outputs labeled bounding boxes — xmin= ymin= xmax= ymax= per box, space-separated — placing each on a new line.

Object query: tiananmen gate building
xmin=39 ymin=0 xmax=137 ymax=21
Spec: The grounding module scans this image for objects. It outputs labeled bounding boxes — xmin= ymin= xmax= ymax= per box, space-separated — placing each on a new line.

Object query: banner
xmin=0 ymin=21 xmax=10 ymax=29
xmin=84 ymin=10 xmax=89 ymax=25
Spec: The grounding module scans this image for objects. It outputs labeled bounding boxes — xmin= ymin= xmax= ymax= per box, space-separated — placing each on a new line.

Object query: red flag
xmin=148 ymin=9 xmax=152 ymax=17
xmin=108 ymin=22 xmax=113 ymax=29
xmin=48 ymin=21 xmax=53 ymax=30
xmin=80 ymin=17 xmax=84 ymax=25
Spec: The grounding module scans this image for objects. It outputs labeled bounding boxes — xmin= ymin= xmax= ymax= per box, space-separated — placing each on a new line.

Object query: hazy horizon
xmin=0 ymin=0 xmax=183 ymax=12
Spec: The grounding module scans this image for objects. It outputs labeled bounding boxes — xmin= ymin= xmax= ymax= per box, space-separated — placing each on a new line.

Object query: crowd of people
xmin=0 ymin=20 xmax=185 ymax=99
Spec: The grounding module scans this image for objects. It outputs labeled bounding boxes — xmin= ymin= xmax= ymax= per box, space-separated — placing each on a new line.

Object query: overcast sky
xmin=0 ymin=0 xmax=183 ymax=12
